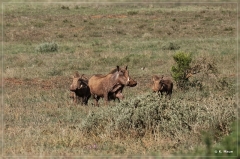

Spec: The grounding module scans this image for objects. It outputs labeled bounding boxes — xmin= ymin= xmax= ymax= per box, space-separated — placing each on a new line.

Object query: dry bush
xmin=80 ymin=92 xmax=236 ymax=142
xmin=187 ymin=55 xmax=235 ymax=97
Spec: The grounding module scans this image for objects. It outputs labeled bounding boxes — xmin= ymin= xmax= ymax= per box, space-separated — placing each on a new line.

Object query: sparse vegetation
xmin=162 ymin=42 xmax=180 ymax=50
xmin=35 ymin=42 xmax=58 ymax=53
xmin=2 ymin=1 xmax=238 ymax=158
xmin=127 ymin=10 xmax=139 ymax=15
xmin=181 ymin=120 xmax=239 ymax=158
xmin=81 ymin=92 xmax=236 ymax=141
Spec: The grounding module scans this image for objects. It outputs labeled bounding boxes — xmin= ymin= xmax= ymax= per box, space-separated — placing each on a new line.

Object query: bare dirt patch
xmin=3 ymin=76 xmax=70 ymax=90
xmin=91 ymin=14 xmax=128 ymax=19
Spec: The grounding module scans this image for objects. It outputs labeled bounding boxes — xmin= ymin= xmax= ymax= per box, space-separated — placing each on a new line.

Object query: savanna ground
xmin=2 ymin=1 xmax=239 ymax=158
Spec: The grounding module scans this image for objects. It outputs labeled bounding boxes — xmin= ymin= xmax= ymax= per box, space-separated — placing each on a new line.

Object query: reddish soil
xmin=3 ymin=76 xmax=70 ymax=90
xmin=91 ymin=14 xmax=127 ymax=19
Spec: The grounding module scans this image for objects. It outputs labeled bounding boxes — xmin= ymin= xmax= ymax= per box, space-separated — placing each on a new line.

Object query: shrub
xmin=171 ymin=52 xmax=192 ymax=89
xmin=36 ymin=42 xmax=58 ymax=53
xmin=215 ymin=77 xmax=235 ymax=97
xmin=186 ymin=55 xmax=236 ymax=97
xmin=182 ymin=120 xmax=239 ymax=158
xmin=80 ymin=92 xmax=236 ymax=140
xmin=127 ymin=10 xmax=138 ymax=15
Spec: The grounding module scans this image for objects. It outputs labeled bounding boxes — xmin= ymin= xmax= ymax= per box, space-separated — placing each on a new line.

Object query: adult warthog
xmin=88 ymin=66 xmax=131 ymax=106
xmin=69 ymin=72 xmax=91 ymax=105
xmin=151 ymin=75 xmax=173 ymax=99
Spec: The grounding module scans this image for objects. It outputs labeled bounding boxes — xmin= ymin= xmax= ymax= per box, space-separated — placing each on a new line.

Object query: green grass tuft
xmin=35 ymin=42 xmax=58 ymax=53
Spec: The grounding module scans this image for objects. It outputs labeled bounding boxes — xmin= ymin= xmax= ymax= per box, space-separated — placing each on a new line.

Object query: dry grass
xmin=2 ymin=2 xmax=238 ymax=158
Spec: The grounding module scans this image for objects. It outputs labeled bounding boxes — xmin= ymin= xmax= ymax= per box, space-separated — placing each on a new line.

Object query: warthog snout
xmin=127 ymin=78 xmax=137 ymax=87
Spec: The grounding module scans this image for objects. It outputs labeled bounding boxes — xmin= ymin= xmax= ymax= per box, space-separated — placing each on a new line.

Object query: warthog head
xmin=152 ymin=75 xmax=173 ymax=99
xmin=111 ymin=66 xmax=130 ymax=86
xmin=151 ymin=75 xmax=162 ymax=92
xmin=70 ymin=73 xmax=87 ymax=91
xmin=70 ymin=72 xmax=80 ymax=91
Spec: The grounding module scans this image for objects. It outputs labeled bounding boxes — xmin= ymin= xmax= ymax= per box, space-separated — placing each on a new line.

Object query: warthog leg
xmin=93 ymin=95 xmax=100 ymax=107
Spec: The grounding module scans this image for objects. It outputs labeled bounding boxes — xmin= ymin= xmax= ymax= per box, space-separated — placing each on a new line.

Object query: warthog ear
xmin=152 ymin=75 xmax=158 ymax=81
xmin=74 ymin=71 xmax=80 ymax=78
xmin=116 ymin=66 xmax=120 ymax=72
xmin=125 ymin=65 xmax=128 ymax=70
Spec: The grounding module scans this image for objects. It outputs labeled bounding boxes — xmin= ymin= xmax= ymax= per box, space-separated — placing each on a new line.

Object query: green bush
xmin=171 ymin=52 xmax=192 ymax=88
xmin=36 ymin=42 xmax=58 ymax=53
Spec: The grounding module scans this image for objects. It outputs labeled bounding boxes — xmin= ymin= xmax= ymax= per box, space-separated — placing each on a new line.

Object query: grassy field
xmin=2 ymin=1 xmax=239 ymax=158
